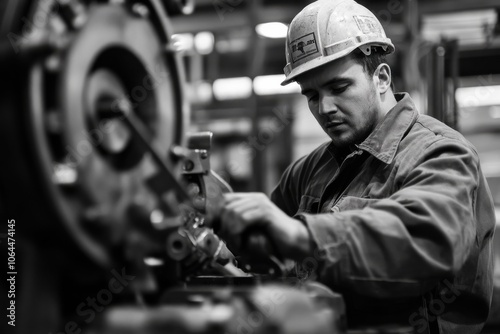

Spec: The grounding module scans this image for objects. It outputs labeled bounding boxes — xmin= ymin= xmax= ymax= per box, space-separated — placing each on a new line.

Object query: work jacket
xmin=271 ymin=93 xmax=496 ymax=334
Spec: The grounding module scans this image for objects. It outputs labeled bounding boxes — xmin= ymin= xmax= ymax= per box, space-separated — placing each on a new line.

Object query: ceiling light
xmin=144 ymin=257 xmax=164 ymax=266
xmin=456 ymin=85 xmax=500 ymax=107
xmin=253 ymin=75 xmax=301 ymax=95
xmin=255 ymin=22 xmax=288 ymax=39
xmin=194 ymin=31 xmax=214 ymax=55
xmin=213 ymin=77 xmax=252 ymax=100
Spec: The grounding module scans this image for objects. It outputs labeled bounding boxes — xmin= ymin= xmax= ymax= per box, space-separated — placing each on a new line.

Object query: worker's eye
xmin=330 ymin=85 xmax=349 ymax=94
xmin=306 ymin=94 xmax=318 ymax=103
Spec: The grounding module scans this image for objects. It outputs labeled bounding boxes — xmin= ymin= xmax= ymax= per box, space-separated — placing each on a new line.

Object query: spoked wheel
xmin=0 ymin=0 xmax=188 ymax=268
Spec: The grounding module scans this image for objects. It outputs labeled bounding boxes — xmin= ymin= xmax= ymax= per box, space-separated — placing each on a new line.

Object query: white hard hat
xmin=282 ymin=0 xmax=395 ymax=86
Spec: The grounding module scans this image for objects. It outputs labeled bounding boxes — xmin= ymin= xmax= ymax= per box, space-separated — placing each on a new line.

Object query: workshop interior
xmin=1 ymin=0 xmax=500 ymax=333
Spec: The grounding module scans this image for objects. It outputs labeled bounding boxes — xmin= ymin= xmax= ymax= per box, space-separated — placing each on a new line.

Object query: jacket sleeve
xmin=270 ymin=154 xmax=309 ymax=217
xmin=297 ymin=138 xmax=482 ymax=298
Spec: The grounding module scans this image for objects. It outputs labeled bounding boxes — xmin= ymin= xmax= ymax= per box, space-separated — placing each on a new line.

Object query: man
xmin=219 ymin=0 xmax=496 ymax=333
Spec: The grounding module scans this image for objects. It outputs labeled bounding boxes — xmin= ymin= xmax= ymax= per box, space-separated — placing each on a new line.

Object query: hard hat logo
xmin=281 ymin=0 xmax=395 ymax=86
xmin=353 ymin=15 xmax=383 ymax=35
xmin=297 ymin=42 xmax=305 ymax=54
xmin=290 ymin=33 xmax=319 ymax=63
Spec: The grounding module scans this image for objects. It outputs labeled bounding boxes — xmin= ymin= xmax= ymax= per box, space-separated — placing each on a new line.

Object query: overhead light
xmin=52 ymin=164 xmax=78 ymax=185
xmin=150 ymin=209 xmax=164 ymax=224
xmin=194 ymin=31 xmax=214 ymax=55
xmin=255 ymin=22 xmax=288 ymax=39
xmin=253 ymin=75 xmax=301 ymax=95
xmin=456 ymin=85 xmax=500 ymax=107
xmin=213 ymin=77 xmax=252 ymax=100
xmin=144 ymin=257 xmax=164 ymax=266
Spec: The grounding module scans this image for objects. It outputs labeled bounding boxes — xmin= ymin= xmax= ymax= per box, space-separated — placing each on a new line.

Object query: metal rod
xmin=98 ymin=101 xmax=191 ymax=203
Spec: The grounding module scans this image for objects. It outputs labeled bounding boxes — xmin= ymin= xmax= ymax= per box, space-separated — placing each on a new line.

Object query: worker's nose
xmin=318 ymin=94 xmax=338 ymax=116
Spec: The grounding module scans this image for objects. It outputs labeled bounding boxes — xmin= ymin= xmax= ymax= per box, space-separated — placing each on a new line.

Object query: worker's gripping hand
xmin=219 ymin=193 xmax=312 ymax=260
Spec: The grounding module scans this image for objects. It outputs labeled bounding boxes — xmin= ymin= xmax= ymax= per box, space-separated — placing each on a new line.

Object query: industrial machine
xmin=0 ymin=1 xmax=348 ymax=333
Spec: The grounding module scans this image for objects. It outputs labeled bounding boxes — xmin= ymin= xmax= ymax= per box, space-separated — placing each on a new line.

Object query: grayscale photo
xmin=1 ymin=0 xmax=499 ymax=333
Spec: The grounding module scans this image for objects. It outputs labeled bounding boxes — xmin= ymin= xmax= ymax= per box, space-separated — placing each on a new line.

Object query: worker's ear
xmin=373 ymin=63 xmax=392 ymax=94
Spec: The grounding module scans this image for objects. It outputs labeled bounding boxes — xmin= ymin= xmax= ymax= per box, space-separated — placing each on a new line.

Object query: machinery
xmin=0 ymin=1 xmax=347 ymax=333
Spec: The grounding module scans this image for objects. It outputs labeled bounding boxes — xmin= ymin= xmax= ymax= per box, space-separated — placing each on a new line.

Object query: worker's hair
xmin=351 ymin=47 xmax=388 ymax=77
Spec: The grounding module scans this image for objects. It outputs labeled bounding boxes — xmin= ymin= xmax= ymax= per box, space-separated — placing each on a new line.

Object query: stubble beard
xmin=329 ymin=107 xmax=379 ymax=152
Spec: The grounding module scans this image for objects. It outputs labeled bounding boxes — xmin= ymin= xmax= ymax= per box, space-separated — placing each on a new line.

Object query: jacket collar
xmin=327 ymin=93 xmax=419 ymax=165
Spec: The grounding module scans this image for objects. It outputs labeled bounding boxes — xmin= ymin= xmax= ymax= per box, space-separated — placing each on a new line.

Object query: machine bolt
xmin=183 ymin=159 xmax=194 ymax=171
xmin=52 ymin=163 xmax=78 ymax=185
xmin=160 ymin=0 xmax=195 ymax=16
xmin=150 ymin=209 xmax=164 ymax=225
xmin=58 ymin=0 xmax=87 ymax=30
xmin=131 ymin=3 xmax=150 ymax=18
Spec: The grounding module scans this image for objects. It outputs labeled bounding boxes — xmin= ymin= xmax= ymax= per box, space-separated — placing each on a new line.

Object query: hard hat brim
xmin=281 ymin=43 xmax=395 ymax=86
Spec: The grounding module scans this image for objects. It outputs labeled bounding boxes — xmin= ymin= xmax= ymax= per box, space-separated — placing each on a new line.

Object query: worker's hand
xmin=218 ymin=192 xmax=312 ymax=260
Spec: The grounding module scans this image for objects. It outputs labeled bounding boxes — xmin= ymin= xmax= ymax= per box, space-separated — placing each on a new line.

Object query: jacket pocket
xmin=297 ymin=195 xmax=319 ymax=214
xmin=331 ymin=195 xmax=379 ymax=213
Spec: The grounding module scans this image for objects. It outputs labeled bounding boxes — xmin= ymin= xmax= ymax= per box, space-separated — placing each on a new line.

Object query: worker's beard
xmin=328 ymin=104 xmax=380 ymax=154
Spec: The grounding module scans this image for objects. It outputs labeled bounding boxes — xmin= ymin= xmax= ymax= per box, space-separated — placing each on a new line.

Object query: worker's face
xmin=297 ymin=55 xmax=385 ymax=150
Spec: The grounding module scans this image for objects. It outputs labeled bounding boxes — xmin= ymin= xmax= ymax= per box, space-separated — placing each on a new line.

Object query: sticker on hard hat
xmin=289 ymin=32 xmax=319 ymax=63
xmin=353 ymin=15 xmax=383 ymax=35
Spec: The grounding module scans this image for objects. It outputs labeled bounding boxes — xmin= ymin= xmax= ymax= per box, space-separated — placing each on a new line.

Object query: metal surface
xmin=5 ymin=0 xmax=187 ymax=268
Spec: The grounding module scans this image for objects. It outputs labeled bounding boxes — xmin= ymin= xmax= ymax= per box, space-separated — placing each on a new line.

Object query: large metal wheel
xmin=0 ymin=0 xmax=188 ymax=268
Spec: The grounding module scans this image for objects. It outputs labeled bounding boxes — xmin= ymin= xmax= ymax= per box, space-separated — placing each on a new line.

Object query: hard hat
xmin=281 ymin=0 xmax=395 ymax=86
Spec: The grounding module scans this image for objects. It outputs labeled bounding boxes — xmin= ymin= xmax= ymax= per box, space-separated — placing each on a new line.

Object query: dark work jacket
xmin=271 ymin=93 xmax=496 ymax=334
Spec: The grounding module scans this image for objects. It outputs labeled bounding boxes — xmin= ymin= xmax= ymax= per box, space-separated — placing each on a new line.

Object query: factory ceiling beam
xmin=171 ymin=6 xmax=301 ymax=33
xmin=420 ymin=0 xmax=500 ymax=14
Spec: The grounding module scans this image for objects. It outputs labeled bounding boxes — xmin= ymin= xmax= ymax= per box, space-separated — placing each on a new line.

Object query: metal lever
xmin=97 ymin=99 xmax=191 ymax=206
xmin=240 ymin=230 xmax=287 ymax=277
